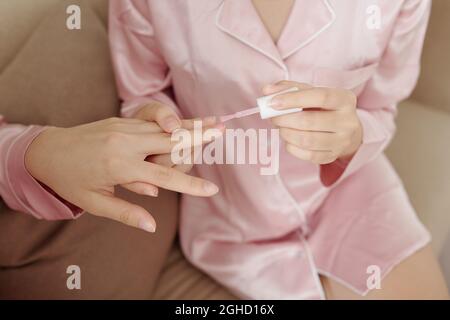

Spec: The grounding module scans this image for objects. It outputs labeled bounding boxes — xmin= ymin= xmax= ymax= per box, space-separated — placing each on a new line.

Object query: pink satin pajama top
xmin=0 ymin=0 xmax=432 ymax=300
xmin=108 ymin=0 xmax=433 ymax=299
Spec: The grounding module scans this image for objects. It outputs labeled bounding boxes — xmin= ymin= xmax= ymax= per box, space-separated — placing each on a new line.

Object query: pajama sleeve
xmin=320 ymin=0 xmax=432 ymax=186
xmin=109 ymin=0 xmax=179 ymax=118
xmin=0 ymin=117 xmax=82 ymax=220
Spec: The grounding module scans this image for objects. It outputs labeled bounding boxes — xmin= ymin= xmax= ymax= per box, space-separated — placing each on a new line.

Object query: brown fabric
xmin=0 ymin=187 xmax=178 ymax=299
xmin=0 ymin=0 xmax=118 ymax=126
xmin=386 ymin=99 xmax=450 ymax=254
xmin=1 ymin=0 xmax=449 ymax=300
xmin=153 ymin=245 xmax=236 ymax=300
xmin=0 ymin=0 xmax=179 ymax=299
xmin=412 ymin=0 xmax=450 ymax=114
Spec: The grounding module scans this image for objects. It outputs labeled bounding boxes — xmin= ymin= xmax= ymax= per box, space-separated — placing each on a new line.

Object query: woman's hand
xmin=25 ymin=116 xmax=223 ymax=233
xmin=130 ymin=101 xmax=217 ymax=174
xmin=264 ymin=81 xmax=363 ymax=165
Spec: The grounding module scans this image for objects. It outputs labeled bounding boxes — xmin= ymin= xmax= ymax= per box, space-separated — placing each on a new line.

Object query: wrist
xmin=25 ymin=126 xmax=62 ymax=182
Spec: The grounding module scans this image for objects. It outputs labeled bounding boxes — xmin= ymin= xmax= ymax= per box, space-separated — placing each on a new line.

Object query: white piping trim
xmin=282 ymin=0 xmax=337 ymax=60
xmin=317 ymin=234 xmax=432 ymax=298
xmin=298 ymin=231 xmax=326 ymax=300
xmin=215 ymin=1 xmax=288 ymax=73
xmin=316 ymin=268 xmax=363 ymax=297
xmin=275 ymin=173 xmax=309 ymax=235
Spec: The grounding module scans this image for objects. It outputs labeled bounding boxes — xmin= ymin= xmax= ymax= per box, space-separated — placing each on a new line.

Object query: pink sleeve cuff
xmin=5 ymin=126 xmax=82 ymax=220
xmin=320 ymin=109 xmax=391 ymax=187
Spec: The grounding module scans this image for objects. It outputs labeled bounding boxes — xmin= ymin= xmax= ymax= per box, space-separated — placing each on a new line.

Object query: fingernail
xmin=203 ymin=116 xmax=217 ymax=125
xmin=146 ymin=187 xmax=159 ymax=197
xmin=138 ymin=220 xmax=156 ymax=233
xmin=268 ymin=97 xmax=282 ymax=109
xmin=203 ymin=182 xmax=219 ymax=195
xmin=164 ymin=116 xmax=181 ymax=132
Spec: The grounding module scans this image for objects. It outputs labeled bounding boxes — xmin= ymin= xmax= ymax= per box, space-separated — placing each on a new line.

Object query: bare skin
xmin=322 ymin=244 xmax=449 ymax=300
xmin=252 ymin=0 xmax=449 ymax=299
xmin=25 ymin=102 xmax=223 ymax=233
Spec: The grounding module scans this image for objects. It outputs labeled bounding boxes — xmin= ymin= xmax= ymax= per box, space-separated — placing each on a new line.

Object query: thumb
xmin=136 ymin=101 xmax=181 ymax=133
xmin=86 ymin=192 xmax=157 ymax=233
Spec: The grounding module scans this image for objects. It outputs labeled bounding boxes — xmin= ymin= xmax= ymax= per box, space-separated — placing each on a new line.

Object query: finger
xmin=122 ymin=182 xmax=159 ymax=197
xmin=181 ymin=116 xmax=217 ymax=130
xmin=280 ymin=128 xmax=338 ymax=151
xmin=270 ymin=87 xmax=355 ymax=111
xmin=130 ymin=161 xmax=219 ymax=197
xmin=86 ymin=191 xmax=157 ymax=233
xmin=149 ymin=145 xmax=198 ymax=167
xmin=173 ymin=163 xmax=194 ymax=173
xmin=118 ymin=121 xmax=164 ymax=134
xmin=285 ymin=143 xmax=337 ymax=165
xmin=136 ymin=101 xmax=181 ymax=133
xmin=262 ymin=81 xmax=312 ymax=95
xmin=271 ymin=110 xmax=337 ymax=132
xmin=138 ymin=123 xmax=225 ymax=155
xmin=148 ymin=153 xmax=174 ymax=167
xmin=132 ymin=121 xmax=164 ymax=133
xmin=148 ymin=153 xmax=194 ymax=172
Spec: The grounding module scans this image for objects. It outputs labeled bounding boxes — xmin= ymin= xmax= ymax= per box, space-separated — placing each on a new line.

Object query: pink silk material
xmin=108 ymin=0 xmax=432 ymax=299
xmin=0 ymin=0 xmax=432 ymax=300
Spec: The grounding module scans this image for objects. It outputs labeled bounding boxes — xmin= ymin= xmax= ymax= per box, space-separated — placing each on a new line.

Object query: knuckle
xmin=319 ymin=88 xmax=332 ymax=106
xmin=107 ymin=117 xmax=121 ymax=124
xmin=105 ymin=117 xmax=122 ymax=127
xmin=148 ymin=100 xmax=161 ymax=109
xmin=301 ymin=134 xmax=314 ymax=148
xmin=279 ymin=128 xmax=289 ymax=141
xmin=152 ymin=167 xmax=174 ymax=184
xmin=104 ymin=131 xmax=127 ymax=147
xmin=285 ymin=144 xmax=296 ymax=156
xmin=342 ymin=119 xmax=359 ymax=134
xmin=323 ymin=153 xmax=338 ymax=164
xmin=344 ymin=90 xmax=357 ymax=106
xmin=303 ymin=113 xmax=316 ymax=129
xmin=310 ymin=152 xmax=323 ymax=164
xmin=188 ymin=176 xmax=202 ymax=190
xmin=118 ymin=210 xmax=132 ymax=225
xmin=104 ymin=157 xmax=122 ymax=176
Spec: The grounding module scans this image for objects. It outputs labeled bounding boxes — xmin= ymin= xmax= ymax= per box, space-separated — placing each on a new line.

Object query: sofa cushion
xmin=0 ymin=0 xmax=118 ymax=126
xmin=412 ymin=0 xmax=450 ymax=114
xmin=153 ymin=244 xmax=236 ymax=300
xmin=0 ymin=0 xmax=180 ymax=299
xmin=386 ymin=99 xmax=450 ymax=254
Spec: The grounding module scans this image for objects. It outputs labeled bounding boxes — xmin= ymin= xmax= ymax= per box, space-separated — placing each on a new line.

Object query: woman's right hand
xmin=24 ymin=117 xmax=223 ymax=233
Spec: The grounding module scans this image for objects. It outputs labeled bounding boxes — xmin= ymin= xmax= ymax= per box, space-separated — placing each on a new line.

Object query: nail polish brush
xmin=219 ymin=87 xmax=302 ymax=123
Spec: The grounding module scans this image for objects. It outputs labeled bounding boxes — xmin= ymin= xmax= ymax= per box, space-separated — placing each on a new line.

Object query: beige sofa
xmin=0 ymin=0 xmax=449 ymax=298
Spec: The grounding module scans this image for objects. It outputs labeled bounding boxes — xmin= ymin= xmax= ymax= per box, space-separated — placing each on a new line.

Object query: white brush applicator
xmin=219 ymin=87 xmax=302 ymax=123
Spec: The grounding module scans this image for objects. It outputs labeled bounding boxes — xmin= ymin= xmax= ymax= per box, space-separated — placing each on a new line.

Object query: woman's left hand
xmin=264 ymin=81 xmax=363 ymax=165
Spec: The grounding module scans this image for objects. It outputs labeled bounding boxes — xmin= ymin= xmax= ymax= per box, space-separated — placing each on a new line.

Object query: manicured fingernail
xmin=164 ymin=116 xmax=181 ymax=132
xmin=268 ymin=97 xmax=282 ymax=109
xmin=146 ymin=187 xmax=159 ymax=197
xmin=138 ymin=220 xmax=156 ymax=233
xmin=203 ymin=116 xmax=217 ymax=125
xmin=203 ymin=182 xmax=219 ymax=194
